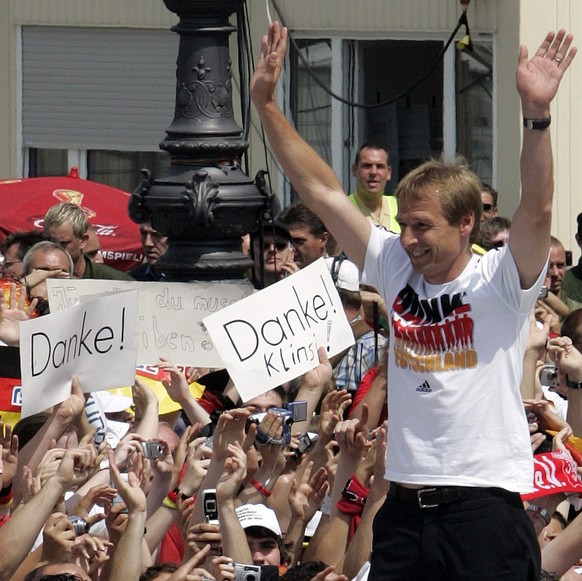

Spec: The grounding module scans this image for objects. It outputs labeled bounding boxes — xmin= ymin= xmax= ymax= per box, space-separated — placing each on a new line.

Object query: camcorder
xmin=246 ymin=400 xmax=308 ymax=445
xmin=540 ymin=364 xmax=559 ymax=388
xmin=234 ymin=564 xmax=279 ymax=581
xmin=140 ymin=440 xmax=165 ymax=459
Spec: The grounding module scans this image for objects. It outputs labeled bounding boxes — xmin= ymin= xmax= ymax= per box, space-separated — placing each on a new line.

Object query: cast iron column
xmin=129 ymin=0 xmax=272 ymax=281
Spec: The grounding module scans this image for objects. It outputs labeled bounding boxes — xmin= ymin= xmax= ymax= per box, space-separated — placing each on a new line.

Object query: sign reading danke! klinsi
xmin=20 ymin=290 xmax=139 ymax=418
xmin=203 ymin=259 xmax=354 ymax=402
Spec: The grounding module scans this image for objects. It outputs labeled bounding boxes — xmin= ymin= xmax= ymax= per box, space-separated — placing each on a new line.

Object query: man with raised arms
xmin=250 ymin=22 xmax=576 ymax=580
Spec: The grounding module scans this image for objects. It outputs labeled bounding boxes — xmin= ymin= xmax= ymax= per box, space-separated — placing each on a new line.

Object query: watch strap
xmin=566 ymin=375 xmax=582 ymax=389
xmin=523 ymin=116 xmax=551 ymax=130
xmin=526 ymin=504 xmax=551 ymax=526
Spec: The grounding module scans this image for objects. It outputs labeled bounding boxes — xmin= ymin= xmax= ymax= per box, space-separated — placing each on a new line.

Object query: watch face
xmin=528 ymin=505 xmax=550 ymax=525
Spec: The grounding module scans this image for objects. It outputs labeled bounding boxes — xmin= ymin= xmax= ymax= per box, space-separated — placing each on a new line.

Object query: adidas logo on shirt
xmin=416 ymin=381 xmax=432 ymax=393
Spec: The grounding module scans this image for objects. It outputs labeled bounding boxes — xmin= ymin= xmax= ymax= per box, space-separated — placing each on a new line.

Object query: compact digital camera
xmin=140 ymin=440 xmax=165 ymax=459
xmin=540 ymin=364 xmax=559 ymax=387
xmin=234 ymin=565 xmax=279 ymax=581
xmin=68 ymin=515 xmax=90 ymax=536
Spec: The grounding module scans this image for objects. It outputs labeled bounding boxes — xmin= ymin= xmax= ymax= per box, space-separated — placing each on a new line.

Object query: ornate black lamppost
xmin=129 ymin=0 xmax=272 ymax=281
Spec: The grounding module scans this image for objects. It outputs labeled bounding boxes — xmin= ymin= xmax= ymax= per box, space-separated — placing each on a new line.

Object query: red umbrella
xmin=0 ymin=168 xmax=143 ymax=272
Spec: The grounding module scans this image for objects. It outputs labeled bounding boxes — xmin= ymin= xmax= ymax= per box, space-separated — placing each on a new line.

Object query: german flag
xmin=0 ymin=346 xmax=22 ymax=427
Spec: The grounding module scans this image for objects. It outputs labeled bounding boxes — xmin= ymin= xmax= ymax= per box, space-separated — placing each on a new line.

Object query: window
xmin=287 ymin=36 xmax=493 ymax=196
xmin=456 ymin=41 xmax=493 ymax=184
xmin=88 ymin=150 xmax=170 ymax=192
xmin=28 ymin=149 xmax=170 ymax=193
xmin=290 ymin=39 xmax=333 ymax=166
xmin=29 ymin=149 xmax=68 ymax=177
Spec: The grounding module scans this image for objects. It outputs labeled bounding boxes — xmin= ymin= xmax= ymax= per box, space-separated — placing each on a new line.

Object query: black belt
xmin=389 ymin=482 xmax=494 ymax=508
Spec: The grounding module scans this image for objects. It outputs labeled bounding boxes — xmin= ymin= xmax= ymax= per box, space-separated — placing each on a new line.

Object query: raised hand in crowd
xmin=521 ymin=309 xmax=553 ymax=399
xmin=338 ymin=423 xmax=388 ymax=580
xmin=180 ymin=436 xmax=212 ymax=498
xmin=183 ymin=408 xmax=250 ymax=558
xmin=216 ymin=441 xmax=253 ymax=566
xmin=166 ymin=544 xmax=213 ymax=581
xmin=306 ymin=389 xmax=350 ymax=480
xmin=286 ymin=460 xmax=329 ymax=566
xmin=0 ymin=420 xmax=18 ymax=491
xmin=132 ymin=378 xmax=160 ymax=439
xmin=548 ymin=335 xmax=582 ymax=436
xmin=186 ymin=366 xmax=213 ymax=384
xmin=293 ymin=346 xmax=333 ymax=434
xmin=185 ymin=521 xmax=222 ymax=567
xmin=66 ymin=482 xmax=112 ymax=530
xmin=212 ymin=555 xmax=236 ymax=581
xmin=0 ymin=282 xmax=37 ymax=346
xmin=107 ymin=449 xmax=148 ymax=581
xmin=0 ymin=446 xmax=103 ymax=581
xmin=238 ymin=412 xmax=283 ymax=505
xmin=14 ymin=375 xmax=87 ymax=504
xmin=160 ymin=357 xmax=211 ymax=428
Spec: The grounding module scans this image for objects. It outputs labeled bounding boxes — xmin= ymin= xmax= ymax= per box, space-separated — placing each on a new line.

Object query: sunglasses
xmin=260 ymin=240 xmax=290 ymax=252
xmin=482 ymin=203 xmax=493 ymax=212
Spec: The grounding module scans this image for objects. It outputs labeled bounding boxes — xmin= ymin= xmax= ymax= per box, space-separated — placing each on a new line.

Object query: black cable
xmin=272 ymin=0 xmax=468 ymax=110
xmin=237 ymin=7 xmax=251 ymax=175
xmin=245 ymin=2 xmax=274 ymax=197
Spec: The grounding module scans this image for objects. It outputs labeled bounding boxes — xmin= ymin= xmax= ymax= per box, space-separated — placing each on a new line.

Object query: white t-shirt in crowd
xmin=363 ymin=227 xmax=544 ymax=493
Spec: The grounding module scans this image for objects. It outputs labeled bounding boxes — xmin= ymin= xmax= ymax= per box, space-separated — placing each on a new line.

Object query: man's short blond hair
xmin=43 ymin=203 xmax=88 ymax=239
xmin=395 ymin=156 xmax=482 ymax=242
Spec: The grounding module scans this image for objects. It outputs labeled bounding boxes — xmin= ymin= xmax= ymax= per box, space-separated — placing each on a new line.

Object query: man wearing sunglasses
xmin=249 ymin=221 xmax=298 ymax=289
xmin=481 ymin=183 xmax=499 ymax=222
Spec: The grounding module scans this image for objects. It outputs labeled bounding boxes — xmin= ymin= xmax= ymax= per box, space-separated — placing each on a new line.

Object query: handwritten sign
xmin=203 ymin=259 xmax=354 ymax=402
xmin=20 ymin=291 xmax=139 ymax=418
xmin=46 ymin=279 xmax=254 ymax=367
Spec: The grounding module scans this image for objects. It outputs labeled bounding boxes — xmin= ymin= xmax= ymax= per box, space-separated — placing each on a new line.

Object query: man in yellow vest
xmin=348 ymin=143 xmax=400 ymax=233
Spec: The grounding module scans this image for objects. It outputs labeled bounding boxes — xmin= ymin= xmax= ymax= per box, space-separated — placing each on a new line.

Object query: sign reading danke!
xmin=203 ymin=259 xmax=354 ymax=402
xmin=20 ymin=291 xmax=139 ymax=418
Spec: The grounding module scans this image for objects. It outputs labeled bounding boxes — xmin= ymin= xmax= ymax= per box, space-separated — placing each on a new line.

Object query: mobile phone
xmin=202 ymin=488 xmax=218 ymax=524
xmin=538 ymin=285 xmax=548 ymax=299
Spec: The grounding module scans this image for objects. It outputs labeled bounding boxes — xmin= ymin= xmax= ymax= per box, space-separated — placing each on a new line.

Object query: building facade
xmin=0 ymin=0 xmax=580 ymax=258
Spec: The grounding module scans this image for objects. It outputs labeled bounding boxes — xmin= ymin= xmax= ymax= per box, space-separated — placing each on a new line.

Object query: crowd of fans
xmin=0 ymin=21 xmax=582 ymax=581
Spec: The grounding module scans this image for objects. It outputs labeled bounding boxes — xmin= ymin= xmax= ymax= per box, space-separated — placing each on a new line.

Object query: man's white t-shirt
xmin=363 ymin=227 xmax=543 ymax=493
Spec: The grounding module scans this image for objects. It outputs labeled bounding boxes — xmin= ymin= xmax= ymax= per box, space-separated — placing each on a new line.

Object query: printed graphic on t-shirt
xmin=392 ymin=284 xmax=477 ymax=373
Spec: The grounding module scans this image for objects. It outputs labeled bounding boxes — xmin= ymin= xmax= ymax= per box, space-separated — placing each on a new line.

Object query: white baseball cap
xmin=236 ymin=503 xmax=282 ymax=537
xmin=92 ymin=390 xmax=133 ymax=413
xmin=324 ymin=256 xmax=360 ymax=292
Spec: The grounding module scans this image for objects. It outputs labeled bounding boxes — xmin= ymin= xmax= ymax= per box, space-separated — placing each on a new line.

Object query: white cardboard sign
xmin=46 ymin=279 xmax=254 ymax=367
xmin=203 ymin=259 xmax=354 ymax=402
xmin=20 ymin=291 xmax=139 ymax=418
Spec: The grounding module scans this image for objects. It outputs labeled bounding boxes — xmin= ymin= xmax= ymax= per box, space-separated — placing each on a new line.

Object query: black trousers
xmin=368 ymin=487 xmax=541 ymax=581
